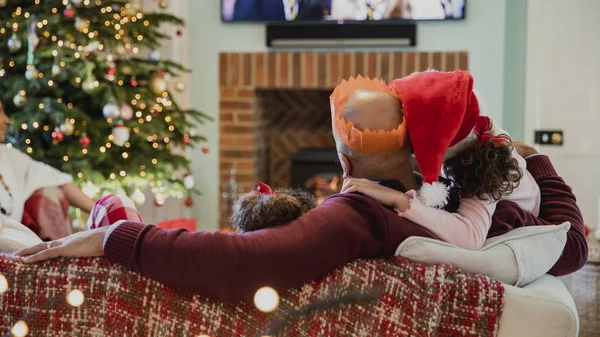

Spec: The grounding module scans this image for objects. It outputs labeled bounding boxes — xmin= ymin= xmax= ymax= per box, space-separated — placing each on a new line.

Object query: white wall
xmin=524 ymin=0 xmax=600 ymax=228
xmin=188 ymin=0 xmax=508 ymax=231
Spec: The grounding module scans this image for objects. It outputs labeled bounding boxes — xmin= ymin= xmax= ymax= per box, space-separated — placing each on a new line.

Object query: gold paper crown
xmin=330 ymin=75 xmax=407 ymax=154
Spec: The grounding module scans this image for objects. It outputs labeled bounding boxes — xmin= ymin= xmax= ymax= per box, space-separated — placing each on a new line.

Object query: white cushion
xmin=498 ymin=275 xmax=579 ymax=337
xmin=0 ymin=217 xmax=43 ymax=253
xmin=395 ymin=223 xmax=570 ymax=286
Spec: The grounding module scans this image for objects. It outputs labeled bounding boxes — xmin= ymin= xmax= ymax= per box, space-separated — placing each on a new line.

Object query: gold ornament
xmin=60 ymin=119 xmax=75 ymax=136
xmin=149 ymin=76 xmax=168 ymax=95
xmin=131 ymin=0 xmax=142 ymax=11
xmin=75 ymin=18 xmax=90 ymax=32
xmin=25 ymin=66 xmax=39 ymax=81
xmin=8 ymin=33 xmax=22 ymax=52
xmin=174 ymin=80 xmax=186 ymax=92
xmin=159 ymin=0 xmax=168 ymax=9
xmin=121 ymin=65 xmax=133 ymax=75
xmin=115 ymin=44 xmax=126 ymax=55
xmin=81 ymin=78 xmax=98 ymax=93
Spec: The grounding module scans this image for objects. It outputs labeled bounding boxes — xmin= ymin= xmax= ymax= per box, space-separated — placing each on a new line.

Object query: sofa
xmin=0 ymin=189 xmax=580 ymax=336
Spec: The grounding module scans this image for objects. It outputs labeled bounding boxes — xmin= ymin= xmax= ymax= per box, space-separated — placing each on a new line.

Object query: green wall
xmin=503 ymin=0 xmax=528 ymax=140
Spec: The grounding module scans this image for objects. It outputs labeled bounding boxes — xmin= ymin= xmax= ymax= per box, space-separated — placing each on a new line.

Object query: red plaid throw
xmin=0 ymin=255 xmax=504 ymax=337
xmin=86 ymin=194 xmax=142 ymax=230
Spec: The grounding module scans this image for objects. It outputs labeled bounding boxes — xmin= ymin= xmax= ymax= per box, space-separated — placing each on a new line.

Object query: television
xmin=222 ymin=0 xmax=465 ymax=22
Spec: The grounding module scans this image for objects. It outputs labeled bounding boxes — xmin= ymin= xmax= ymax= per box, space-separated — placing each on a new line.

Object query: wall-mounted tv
xmin=222 ymin=0 xmax=465 ymax=22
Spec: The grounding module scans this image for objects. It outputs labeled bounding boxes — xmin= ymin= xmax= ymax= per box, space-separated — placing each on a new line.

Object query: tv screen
xmin=222 ymin=0 xmax=465 ymax=22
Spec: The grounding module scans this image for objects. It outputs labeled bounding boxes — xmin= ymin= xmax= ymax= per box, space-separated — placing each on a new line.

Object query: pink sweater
xmin=400 ymin=150 xmax=541 ymax=250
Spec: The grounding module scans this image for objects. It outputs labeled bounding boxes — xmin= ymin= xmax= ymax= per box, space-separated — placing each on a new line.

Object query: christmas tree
xmin=0 ymin=0 xmax=209 ymax=205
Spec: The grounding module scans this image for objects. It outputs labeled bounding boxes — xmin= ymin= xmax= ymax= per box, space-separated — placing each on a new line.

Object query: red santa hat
xmin=388 ymin=70 xmax=480 ymax=208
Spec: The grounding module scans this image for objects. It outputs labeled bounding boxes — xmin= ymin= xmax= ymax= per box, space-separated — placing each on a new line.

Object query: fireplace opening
xmin=290 ymin=148 xmax=342 ymax=204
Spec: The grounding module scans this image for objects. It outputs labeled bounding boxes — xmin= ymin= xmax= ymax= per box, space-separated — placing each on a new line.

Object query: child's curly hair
xmin=230 ymin=188 xmax=316 ymax=233
xmin=443 ymin=140 xmax=522 ymax=201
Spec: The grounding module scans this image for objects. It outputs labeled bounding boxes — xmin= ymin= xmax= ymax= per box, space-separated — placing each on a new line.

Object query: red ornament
xmin=184 ymin=197 xmax=193 ymax=207
xmin=130 ymin=78 xmax=138 ymax=87
xmin=52 ymin=131 xmax=64 ymax=143
xmin=63 ymin=7 xmax=76 ymax=19
xmin=176 ymin=29 xmax=182 ymax=36
xmin=107 ymin=66 xmax=117 ymax=76
xmin=202 ymin=145 xmax=210 ymax=154
xmin=79 ymin=135 xmax=91 ymax=148
xmin=182 ymin=136 xmax=191 ymax=145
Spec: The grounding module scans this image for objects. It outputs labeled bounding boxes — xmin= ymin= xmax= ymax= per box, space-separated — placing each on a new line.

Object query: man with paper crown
xmin=13 ymin=75 xmax=587 ymax=305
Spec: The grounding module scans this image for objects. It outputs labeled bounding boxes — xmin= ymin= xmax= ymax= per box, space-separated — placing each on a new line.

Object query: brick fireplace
xmin=219 ymin=51 xmax=468 ymax=227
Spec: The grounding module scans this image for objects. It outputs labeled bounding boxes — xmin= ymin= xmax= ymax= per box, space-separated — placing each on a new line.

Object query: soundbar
xmin=266 ymin=23 xmax=416 ymax=48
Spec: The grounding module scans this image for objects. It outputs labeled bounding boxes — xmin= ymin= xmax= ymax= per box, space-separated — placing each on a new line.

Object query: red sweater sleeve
xmin=104 ymin=193 xmax=391 ymax=303
xmin=489 ymin=155 xmax=588 ymax=276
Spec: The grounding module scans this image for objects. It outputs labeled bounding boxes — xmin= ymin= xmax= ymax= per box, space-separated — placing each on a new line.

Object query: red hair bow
xmin=257 ymin=182 xmax=278 ymax=195
xmin=474 ymin=116 xmax=510 ymax=145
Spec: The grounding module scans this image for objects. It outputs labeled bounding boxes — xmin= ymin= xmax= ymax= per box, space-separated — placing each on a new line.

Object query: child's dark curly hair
xmin=443 ymin=140 xmax=523 ymax=201
xmin=230 ymin=188 xmax=316 ymax=233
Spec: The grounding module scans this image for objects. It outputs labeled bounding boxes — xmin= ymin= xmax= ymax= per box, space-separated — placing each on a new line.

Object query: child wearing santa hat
xmin=341 ymin=71 xmax=540 ymax=250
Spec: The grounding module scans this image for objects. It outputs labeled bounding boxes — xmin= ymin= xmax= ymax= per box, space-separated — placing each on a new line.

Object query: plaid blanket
xmin=0 ymin=255 xmax=504 ymax=337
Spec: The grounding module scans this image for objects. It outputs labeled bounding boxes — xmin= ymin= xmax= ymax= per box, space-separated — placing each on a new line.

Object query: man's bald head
xmin=334 ymin=90 xmax=412 ymax=181
xmin=342 ymin=90 xmax=404 ymax=131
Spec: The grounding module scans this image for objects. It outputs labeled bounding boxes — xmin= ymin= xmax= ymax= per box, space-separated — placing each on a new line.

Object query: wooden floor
xmin=561 ymin=236 xmax=600 ymax=337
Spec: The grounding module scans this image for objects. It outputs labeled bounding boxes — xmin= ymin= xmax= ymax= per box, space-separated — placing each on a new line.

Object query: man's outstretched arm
xmin=491 ymin=154 xmax=588 ymax=276
xmin=103 ymin=194 xmax=389 ymax=303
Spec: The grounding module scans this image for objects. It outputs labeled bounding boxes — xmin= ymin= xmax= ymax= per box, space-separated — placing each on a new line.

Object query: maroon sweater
xmin=104 ymin=156 xmax=588 ymax=303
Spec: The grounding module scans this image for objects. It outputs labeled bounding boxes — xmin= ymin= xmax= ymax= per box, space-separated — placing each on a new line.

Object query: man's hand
xmin=341 ymin=178 xmax=411 ymax=211
xmin=14 ymin=227 xmax=109 ymax=263
xmin=513 ymin=141 xmax=539 ymax=158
